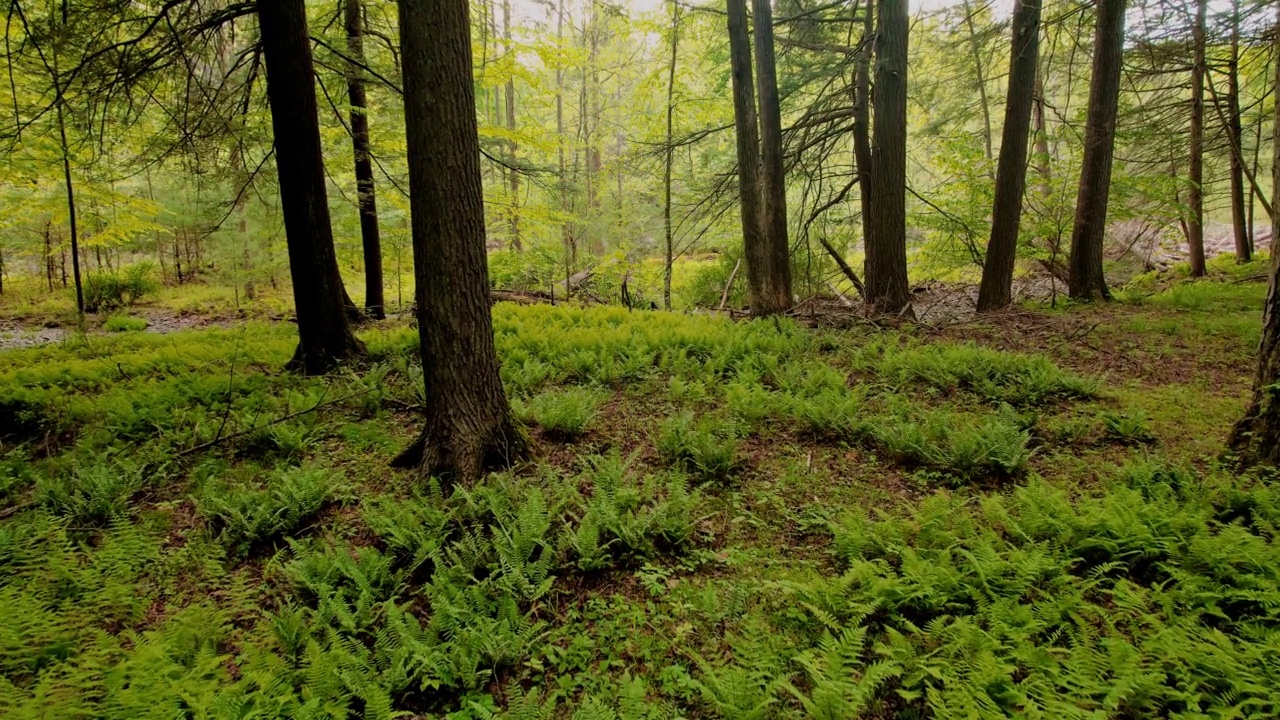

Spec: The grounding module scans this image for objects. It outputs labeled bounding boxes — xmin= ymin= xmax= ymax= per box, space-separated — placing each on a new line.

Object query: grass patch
xmin=102 ymin=315 xmax=148 ymax=332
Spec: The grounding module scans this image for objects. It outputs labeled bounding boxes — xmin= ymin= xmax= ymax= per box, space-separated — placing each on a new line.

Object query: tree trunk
xmin=1187 ymin=0 xmax=1207 ymax=277
xmin=1067 ymin=0 xmax=1126 ymax=301
xmin=1225 ymin=0 xmax=1251 ymax=263
xmin=257 ymin=0 xmax=365 ymax=373
xmin=345 ymin=0 xmax=386 ymax=319
xmin=52 ymin=43 xmax=83 ymax=317
xmin=395 ymin=0 xmax=526 ymax=481
xmin=557 ymin=0 xmax=574 ymax=279
xmin=976 ymin=0 xmax=1041 ymax=312
xmin=1229 ymin=0 xmax=1280 ymax=467
xmin=503 ymin=0 xmax=521 ymax=251
xmin=854 ymin=0 xmax=873 ymax=247
xmin=727 ymin=0 xmax=769 ymax=315
xmin=752 ymin=0 xmax=794 ymax=314
xmin=864 ymin=0 xmax=912 ymax=315
xmin=663 ymin=0 xmax=679 ymax=311
xmin=961 ymin=0 xmax=994 ymax=168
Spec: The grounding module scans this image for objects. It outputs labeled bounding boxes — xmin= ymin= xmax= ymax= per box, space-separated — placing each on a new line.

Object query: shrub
xmin=864 ymin=339 xmax=1097 ymax=406
xmin=1100 ymin=410 xmax=1155 ymax=445
xmin=103 ymin=315 xmax=149 ymax=333
xmin=657 ymin=411 xmax=739 ymax=481
xmin=871 ymin=410 xmax=1031 ymax=482
xmin=82 ymin=263 xmax=158 ymax=313
xmin=515 ymin=386 xmax=606 ymax=439
xmin=196 ymin=466 xmax=339 ymax=557
xmin=38 ymin=460 xmax=145 ymax=526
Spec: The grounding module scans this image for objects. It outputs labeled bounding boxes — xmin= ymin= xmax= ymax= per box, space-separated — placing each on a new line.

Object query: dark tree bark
xmin=258 ymin=0 xmax=365 ymax=373
xmin=1230 ymin=1 xmax=1280 ymax=467
xmin=1067 ymin=0 xmax=1126 ymax=302
xmin=752 ymin=0 xmax=793 ymax=314
xmin=395 ymin=0 xmax=526 ymax=481
xmin=345 ymin=0 xmax=385 ymax=319
xmin=726 ymin=0 xmax=769 ymax=315
xmin=960 ymin=0 xmax=994 ymax=167
xmin=1187 ymin=0 xmax=1207 ymax=277
xmin=976 ymin=0 xmax=1041 ymax=312
xmin=1225 ymin=0 xmax=1251 ymax=263
xmin=864 ymin=0 xmax=912 ymax=315
xmin=854 ymin=0 xmax=873 ymax=247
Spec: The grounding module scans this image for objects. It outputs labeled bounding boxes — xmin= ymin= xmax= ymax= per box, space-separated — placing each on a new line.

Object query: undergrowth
xmin=0 ymin=280 xmax=1271 ymax=718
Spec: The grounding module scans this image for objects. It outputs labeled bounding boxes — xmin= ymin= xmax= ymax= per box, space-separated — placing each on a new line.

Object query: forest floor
xmin=1 ymin=259 xmax=1277 ymax=718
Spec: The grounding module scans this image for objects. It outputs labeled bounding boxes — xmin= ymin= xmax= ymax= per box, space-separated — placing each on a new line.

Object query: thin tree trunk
xmin=854 ymin=0 xmax=873 ymax=247
xmin=56 ymin=95 xmax=83 ymax=316
xmin=726 ymin=0 xmax=769 ymax=315
xmin=1225 ymin=0 xmax=1251 ymax=262
xmin=557 ymin=0 xmax=574 ymax=276
xmin=663 ymin=0 xmax=680 ymax=310
xmin=258 ymin=0 xmax=365 ymax=373
xmin=1187 ymin=0 xmax=1207 ymax=277
xmin=865 ymin=0 xmax=912 ymax=315
xmin=977 ymin=0 xmax=1041 ymax=312
xmin=346 ymin=0 xmax=386 ymax=318
xmin=961 ymin=0 xmax=994 ymax=167
xmin=1229 ymin=0 xmax=1280 ymax=466
xmin=395 ymin=0 xmax=526 ymax=481
xmin=1067 ymin=0 xmax=1126 ymax=301
xmin=503 ymin=0 xmax=521 ymax=250
xmin=752 ymin=0 xmax=794 ymax=314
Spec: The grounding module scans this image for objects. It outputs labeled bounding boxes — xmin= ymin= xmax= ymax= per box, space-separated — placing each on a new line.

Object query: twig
xmin=0 ymin=500 xmax=35 ymax=521
xmin=718 ymin=258 xmax=743 ymax=312
xmin=175 ymin=388 xmax=370 ymax=458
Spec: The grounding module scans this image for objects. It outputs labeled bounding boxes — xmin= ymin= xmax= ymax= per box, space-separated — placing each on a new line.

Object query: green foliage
xmin=102 ymin=314 xmax=148 ymax=332
xmin=38 ymin=458 xmax=146 ymax=527
xmin=860 ymin=338 xmax=1097 ymax=406
xmin=871 ymin=408 xmax=1032 ymax=483
xmin=196 ymin=466 xmax=340 ymax=557
xmin=657 ymin=411 xmax=739 ymax=481
xmin=82 ymin=263 xmax=158 ymax=313
xmin=515 ymin=386 xmax=607 ymax=439
xmin=1100 ymin=409 xmax=1156 ymax=445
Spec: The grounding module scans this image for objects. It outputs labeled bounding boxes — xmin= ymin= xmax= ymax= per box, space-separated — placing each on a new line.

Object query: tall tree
xmin=1187 ymin=0 xmax=1207 ymax=277
xmin=395 ymin=0 xmax=525 ymax=480
xmin=662 ymin=0 xmax=680 ymax=311
xmin=726 ymin=0 xmax=768 ymax=314
xmin=1224 ymin=0 xmax=1251 ymax=262
xmin=854 ymin=0 xmax=873 ymax=250
xmin=344 ymin=0 xmax=385 ymax=319
xmin=257 ymin=0 xmax=364 ymax=373
xmin=976 ymin=0 xmax=1042 ymax=312
xmin=864 ymin=0 xmax=912 ymax=314
xmin=1229 ymin=0 xmax=1280 ymax=466
xmin=1067 ymin=0 xmax=1127 ymax=301
xmin=752 ymin=0 xmax=793 ymax=314
xmin=503 ymin=0 xmax=521 ymax=251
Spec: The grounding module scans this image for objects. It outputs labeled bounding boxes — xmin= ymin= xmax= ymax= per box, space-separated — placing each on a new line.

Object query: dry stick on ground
xmin=719 ymin=258 xmax=743 ymax=311
xmin=175 ymin=387 xmax=371 ymax=458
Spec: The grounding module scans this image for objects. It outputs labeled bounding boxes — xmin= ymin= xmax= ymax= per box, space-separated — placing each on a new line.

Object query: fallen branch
xmin=718 ymin=258 xmax=743 ymax=312
xmin=175 ymin=388 xmax=372 ymax=458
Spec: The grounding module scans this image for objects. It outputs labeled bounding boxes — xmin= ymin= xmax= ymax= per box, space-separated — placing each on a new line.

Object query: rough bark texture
xmin=1229 ymin=1 xmax=1280 ymax=467
xmin=345 ymin=0 xmax=385 ymax=319
xmin=395 ymin=0 xmax=526 ymax=482
xmin=258 ymin=0 xmax=364 ymax=374
xmin=752 ymin=0 xmax=794 ymax=314
xmin=726 ymin=0 xmax=770 ymax=315
xmin=1187 ymin=0 xmax=1207 ymax=277
xmin=1067 ymin=0 xmax=1125 ymax=302
xmin=854 ymin=1 xmax=873 ymax=247
xmin=864 ymin=0 xmax=912 ymax=315
xmin=1225 ymin=2 xmax=1251 ymax=263
xmin=977 ymin=0 xmax=1041 ymax=312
